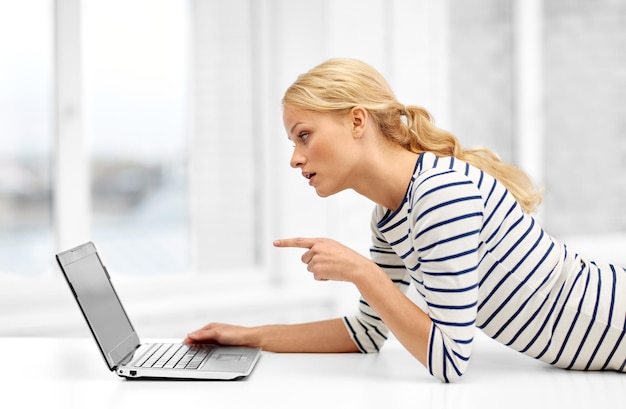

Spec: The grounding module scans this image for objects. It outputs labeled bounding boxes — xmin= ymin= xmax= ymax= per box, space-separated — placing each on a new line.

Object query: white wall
xmin=3 ymin=0 xmax=625 ymax=338
xmin=1 ymin=0 xmax=449 ymax=337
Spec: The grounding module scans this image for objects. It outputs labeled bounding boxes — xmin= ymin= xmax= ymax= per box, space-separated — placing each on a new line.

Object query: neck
xmin=352 ymin=145 xmax=420 ymax=211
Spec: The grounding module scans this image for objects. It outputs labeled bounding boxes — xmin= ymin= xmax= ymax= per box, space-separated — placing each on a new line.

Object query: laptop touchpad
xmin=216 ymin=353 xmax=243 ymax=361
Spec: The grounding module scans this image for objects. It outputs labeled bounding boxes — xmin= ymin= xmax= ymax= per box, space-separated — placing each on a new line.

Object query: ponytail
xmin=399 ymin=105 xmax=543 ymax=213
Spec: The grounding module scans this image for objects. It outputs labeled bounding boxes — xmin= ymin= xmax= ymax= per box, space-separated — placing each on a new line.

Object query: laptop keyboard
xmin=134 ymin=343 xmax=215 ymax=370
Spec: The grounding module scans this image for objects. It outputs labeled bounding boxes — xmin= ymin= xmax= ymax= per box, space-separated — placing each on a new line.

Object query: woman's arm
xmin=184 ymin=318 xmax=360 ymax=353
xmin=350 ymin=265 xmax=432 ymax=367
xmin=274 ymin=237 xmax=432 ymax=367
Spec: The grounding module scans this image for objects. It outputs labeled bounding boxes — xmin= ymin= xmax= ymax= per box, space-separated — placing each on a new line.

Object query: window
xmin=84 ymin=0 xmax=191 ymax=275
xmin=0 ymin=1 xmax=53 ymax=275
xmin=0 ymin=0 xmax=268 ymax=277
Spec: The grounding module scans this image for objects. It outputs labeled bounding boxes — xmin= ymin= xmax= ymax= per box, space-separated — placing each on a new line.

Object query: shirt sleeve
xmin=342 ymin=206 xmax=411 ymax=353
xmin=412 ymin=169 xmax=484 ymax=382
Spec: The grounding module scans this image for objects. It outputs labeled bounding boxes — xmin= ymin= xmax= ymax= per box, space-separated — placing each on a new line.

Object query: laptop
xmin=56 ymin=241 xmax=262 ymax=380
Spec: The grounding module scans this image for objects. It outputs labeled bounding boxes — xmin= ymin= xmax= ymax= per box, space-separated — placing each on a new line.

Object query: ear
xmin=350 ymin=106 xmax=368 ymax=139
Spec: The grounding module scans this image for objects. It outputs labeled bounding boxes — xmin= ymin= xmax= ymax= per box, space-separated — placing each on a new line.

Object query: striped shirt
xmin=343 ymin=152 xmax=626 ymax=382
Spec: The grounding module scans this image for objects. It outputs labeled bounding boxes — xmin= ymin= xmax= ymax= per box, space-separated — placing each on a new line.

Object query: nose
xmin=290 ymin=148 xmax=305 ymax=169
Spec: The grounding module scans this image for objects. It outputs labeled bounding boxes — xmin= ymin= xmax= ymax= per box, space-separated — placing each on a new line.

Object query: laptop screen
xmin=57 ymin=242 xmax=140 ymax=370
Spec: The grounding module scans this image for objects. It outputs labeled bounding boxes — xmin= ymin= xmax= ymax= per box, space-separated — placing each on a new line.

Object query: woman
xmin=185 ymin=58 xmax=626 ymax=382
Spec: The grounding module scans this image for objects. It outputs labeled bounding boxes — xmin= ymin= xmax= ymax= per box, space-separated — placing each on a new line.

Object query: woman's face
xmin=283 ymin=105 xmax=358 ymax=197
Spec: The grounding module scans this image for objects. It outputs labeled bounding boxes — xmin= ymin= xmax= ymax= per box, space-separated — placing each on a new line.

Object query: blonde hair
xmin=282 ymin=58 xmax=543 ymax=213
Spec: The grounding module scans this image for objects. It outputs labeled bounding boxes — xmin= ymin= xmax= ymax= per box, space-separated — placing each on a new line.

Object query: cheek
xmin=311 ymin=140 xmax=341 ymax=168
xmin=309 ymin=124 xmax=352 ymax=167
xmin=309 ymin=141 xmax=327 ymax=160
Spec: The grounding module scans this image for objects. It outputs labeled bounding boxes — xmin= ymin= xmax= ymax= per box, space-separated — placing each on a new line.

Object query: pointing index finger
xmin=273 ymin=237 xmax=316 ymax=249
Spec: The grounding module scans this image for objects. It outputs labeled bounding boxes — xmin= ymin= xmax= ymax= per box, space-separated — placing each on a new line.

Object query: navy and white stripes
xmin=343 ymin=152 xmax=626 ymax=382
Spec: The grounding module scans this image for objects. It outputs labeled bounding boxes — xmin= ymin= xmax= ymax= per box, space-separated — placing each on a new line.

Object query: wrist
xmin=351 ymin=261 xmax=387 ymax=290
xmin=245 ymin=326 xmax=266 ymax=348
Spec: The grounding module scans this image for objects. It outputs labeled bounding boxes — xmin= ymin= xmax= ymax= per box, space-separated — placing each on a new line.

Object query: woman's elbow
xmin=428 ymin=356 xmax=470 ymax=383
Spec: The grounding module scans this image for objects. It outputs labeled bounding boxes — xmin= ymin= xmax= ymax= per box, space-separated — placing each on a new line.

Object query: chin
xmin=314 ymin=186 xmax=343 ymax=198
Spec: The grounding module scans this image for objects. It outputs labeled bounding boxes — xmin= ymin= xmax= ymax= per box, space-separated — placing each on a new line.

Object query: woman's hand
xmin=273 ymin=237 xmax=375 ymax=283
xmin=184 ymin=323 xmax=255 ymax=346
xmin=184 ymin=319 xmax=360 ymax=353
xmin=275 ymin=237 xmax=431 ymax=369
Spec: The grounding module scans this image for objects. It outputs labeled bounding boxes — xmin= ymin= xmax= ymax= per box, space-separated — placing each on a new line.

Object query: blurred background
xmin=1 ymin=0 xmax=625 ymax=338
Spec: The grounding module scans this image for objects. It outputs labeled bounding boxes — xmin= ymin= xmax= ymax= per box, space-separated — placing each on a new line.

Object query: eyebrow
xmin=289 ymin=122 xmax=302 ymax=136
xmin=287 ymin=122 xmax=304 ymax=141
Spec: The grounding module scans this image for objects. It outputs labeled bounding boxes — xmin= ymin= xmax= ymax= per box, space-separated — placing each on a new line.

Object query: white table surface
xmin=2 ymin=332 xmax=623 ymax=409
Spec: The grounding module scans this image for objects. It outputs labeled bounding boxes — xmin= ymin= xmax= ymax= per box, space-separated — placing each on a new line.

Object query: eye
xmin=299 ymin=132 xmax=309 ymax=143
